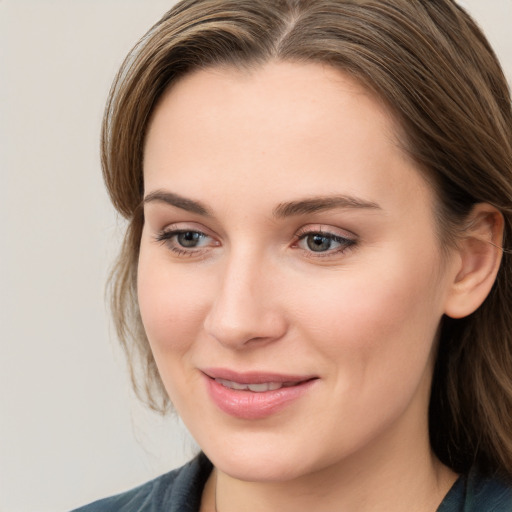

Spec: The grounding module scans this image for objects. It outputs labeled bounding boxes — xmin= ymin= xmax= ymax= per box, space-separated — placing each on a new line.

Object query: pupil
xmin=178 ymin=231 xmax=200 ymax=247
xmin=307 ymin=234 xmax=331 ymax=252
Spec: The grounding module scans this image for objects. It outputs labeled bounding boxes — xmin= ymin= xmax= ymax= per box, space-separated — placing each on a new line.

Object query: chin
xmin=200 ymin=431 xmax=339 ymax=483
xmin=213 ymin=452 xmax=309 ymax=483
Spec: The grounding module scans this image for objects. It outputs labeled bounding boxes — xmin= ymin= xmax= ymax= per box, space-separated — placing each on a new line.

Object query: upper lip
xmin=201 ymin=368 xmax=317 ymax=384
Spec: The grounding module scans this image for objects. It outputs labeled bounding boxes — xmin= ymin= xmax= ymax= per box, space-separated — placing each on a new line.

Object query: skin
xmin=139 ymin=61 xmax=463 ymax=512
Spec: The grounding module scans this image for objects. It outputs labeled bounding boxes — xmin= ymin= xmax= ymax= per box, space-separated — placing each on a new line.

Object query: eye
xmin=175 ymin=231 xmax=206 ymax=248
xmin=154 ymin=227 xmax=217 ymax=255
xmin=295 ymin=230 xmax=356 ymax=255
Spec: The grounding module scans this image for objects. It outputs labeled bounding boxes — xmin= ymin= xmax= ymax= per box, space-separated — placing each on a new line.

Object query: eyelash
xmin=294 ymin=228 xmax=357 ymax=258
xmin=154 ymin=228 xmax=215 ymax=257
xmin=154 ymin=227 xmax=357 ymax=258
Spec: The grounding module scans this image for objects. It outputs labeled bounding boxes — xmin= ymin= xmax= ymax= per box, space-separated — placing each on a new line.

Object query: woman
xmin=74 ymin=0 xmax=512 ymax=510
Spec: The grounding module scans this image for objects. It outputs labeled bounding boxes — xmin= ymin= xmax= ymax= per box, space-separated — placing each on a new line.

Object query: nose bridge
xmin=204 ymin=246 xmax=284 ymax=348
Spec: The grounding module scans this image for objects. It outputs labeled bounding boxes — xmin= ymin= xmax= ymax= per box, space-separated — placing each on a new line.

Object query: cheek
xmin=290 ymin=254 xmax=445 ymax=374
xmin=137 ymin=251 xmax=211 ymax=356
xmin=137 ymin=253 xmax=215 ymax=408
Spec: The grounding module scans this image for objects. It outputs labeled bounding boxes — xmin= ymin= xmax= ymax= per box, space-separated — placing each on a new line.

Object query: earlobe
xmin=444 ymin=204 xmax=504 ymax=319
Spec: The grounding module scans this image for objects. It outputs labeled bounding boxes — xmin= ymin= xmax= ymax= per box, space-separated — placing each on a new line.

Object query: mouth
xmin=214 ymin=379 xmax=309 ymax=392
xmin=201 ymin=368 xmax=318 ymax=419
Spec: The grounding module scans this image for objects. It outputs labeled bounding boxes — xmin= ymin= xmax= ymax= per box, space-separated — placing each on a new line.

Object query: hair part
xmin=102 ymin=0 xmax=512 ymax=478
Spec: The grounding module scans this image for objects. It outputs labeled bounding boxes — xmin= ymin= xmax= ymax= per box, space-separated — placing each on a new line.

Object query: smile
xmin=202 ymin=369 xmax=318 ymax=419
xmin=214 ymin=379 xmax=300 ymax=392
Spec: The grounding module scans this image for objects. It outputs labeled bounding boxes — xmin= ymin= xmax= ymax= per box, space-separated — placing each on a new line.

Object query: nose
xmin=203 ymin=253 xmax=287 ymax=349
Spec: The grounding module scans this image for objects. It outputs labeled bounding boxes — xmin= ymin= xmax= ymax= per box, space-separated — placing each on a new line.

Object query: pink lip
xmin=201 ymin=368 xmax=318 ymax=420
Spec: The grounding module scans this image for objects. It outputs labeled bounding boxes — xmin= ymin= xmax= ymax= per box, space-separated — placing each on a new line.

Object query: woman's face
xmin=139 ymin=62 xmax=458 ymax=481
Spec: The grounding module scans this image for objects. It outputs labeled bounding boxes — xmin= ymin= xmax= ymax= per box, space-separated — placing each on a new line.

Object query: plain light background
xmin=1 ymin=1 xmax=511 ymax=511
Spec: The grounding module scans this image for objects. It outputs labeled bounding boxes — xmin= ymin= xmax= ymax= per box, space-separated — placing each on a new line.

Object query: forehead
xmin=146 ymin=61 xmax=397 ymax=151
xmin=143 ymin=61 xmax=433 ymax=219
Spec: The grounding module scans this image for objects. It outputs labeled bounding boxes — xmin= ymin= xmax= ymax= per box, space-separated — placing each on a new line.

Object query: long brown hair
xmin=101 ymin=0 xmax=512 ymax=478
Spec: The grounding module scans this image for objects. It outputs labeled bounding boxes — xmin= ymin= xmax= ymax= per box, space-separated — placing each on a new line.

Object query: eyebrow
xmin=272 ymin=195 xmax=381 ymax=218
xmin=143 ymin=190 xmax=212 ymax=216
xmin=143 ymin=190 xmax=381 ymax=218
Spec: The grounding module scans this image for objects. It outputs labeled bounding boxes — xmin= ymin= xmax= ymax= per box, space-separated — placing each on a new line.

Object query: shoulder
xmin=438 ymin=467 xmax=512 ymax=512
xmin=469 ymin=470 xmax=512 ymax=511
xmin=70 ymin=453 xmax=212 ymax=512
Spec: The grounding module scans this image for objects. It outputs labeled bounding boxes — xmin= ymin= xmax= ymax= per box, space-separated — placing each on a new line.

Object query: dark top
xmin=72 ymin=454 xmax=512 ymax=511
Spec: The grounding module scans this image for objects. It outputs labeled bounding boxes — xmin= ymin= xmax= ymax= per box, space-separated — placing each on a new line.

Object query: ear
xmin=444 ymin=204 xmax=504 ymax=319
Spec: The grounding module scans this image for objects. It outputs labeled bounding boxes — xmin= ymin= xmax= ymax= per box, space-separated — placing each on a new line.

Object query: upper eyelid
xmin=295 ymin=225 xmax=357 ymax=239
xmin=156 ymin=226 xmax=213 ymax=241
xmin=157 ymin=222 xmax=215 ymax=237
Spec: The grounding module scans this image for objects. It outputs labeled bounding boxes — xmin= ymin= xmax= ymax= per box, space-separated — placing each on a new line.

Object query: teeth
xmin=227 ymin=380 xmax=247 ymax=390
xmin=215 ymin=379 xmax=286 ymax=392
xmin=248 ymin=382 xmax=282 ymax=392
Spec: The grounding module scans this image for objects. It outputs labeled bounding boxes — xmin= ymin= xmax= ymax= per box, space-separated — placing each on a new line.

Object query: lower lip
xmin=204 ymin=376 xmax=316 ymax=420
